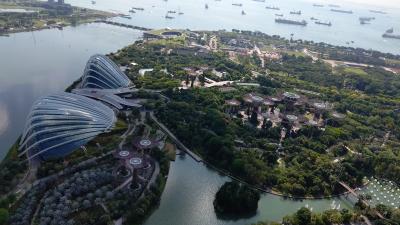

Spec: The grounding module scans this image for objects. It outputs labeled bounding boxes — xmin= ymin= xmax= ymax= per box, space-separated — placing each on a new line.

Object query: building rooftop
xmin=81 ymin=54 xmax=132 ymax=89
xmin=19 ymin=92 xmax=116 ymax=160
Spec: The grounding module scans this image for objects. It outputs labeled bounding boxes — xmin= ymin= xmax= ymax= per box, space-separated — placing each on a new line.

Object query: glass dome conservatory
xmin=81 ymin=54 xmax=132 ymax=89
xmin=19 ymin=92 xmax=116 ymax=160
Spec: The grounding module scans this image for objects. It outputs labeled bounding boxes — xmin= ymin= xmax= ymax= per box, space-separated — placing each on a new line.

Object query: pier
xmin=94 ymin=20 xmax=151 ymax=31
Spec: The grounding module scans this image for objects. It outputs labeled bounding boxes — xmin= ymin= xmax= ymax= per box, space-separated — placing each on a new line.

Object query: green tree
xmin=295 ymin=207 xmax=312 ymax=225
xmin=0 ymin=208 xmax=8 ymax=225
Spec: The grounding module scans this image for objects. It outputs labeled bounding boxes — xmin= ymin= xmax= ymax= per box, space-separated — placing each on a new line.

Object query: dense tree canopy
xmin=214 ymin=182 xmax=260 ymax=215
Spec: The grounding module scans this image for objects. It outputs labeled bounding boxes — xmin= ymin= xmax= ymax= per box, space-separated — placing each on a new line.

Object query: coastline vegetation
xmin=0 ymin=1 xmax=114 ymax=35
xmin=106 ymin=31 xmax=400 ymax=198
xmin=214 ymin=182 xmax=260 ymax=216
xmin=1 ymin=26 xmax=400 ymax=224
xmin=253 ymin=203 xmax=400 ymax=225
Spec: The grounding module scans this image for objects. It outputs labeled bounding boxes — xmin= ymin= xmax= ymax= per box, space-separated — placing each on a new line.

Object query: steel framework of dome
xmin=19 ymin=92 xmax=116 ymax=160
xmin=81 ymin=54 xmax=132 ymax=89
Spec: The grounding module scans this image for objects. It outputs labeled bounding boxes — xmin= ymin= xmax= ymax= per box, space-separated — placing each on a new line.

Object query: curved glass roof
xmin=81 ymin=54 xmax=131 ymax=89
xmin=19 ymin=92 xmax=116 ymax=160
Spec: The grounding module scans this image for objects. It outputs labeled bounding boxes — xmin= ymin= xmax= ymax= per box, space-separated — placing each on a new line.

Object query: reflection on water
xmin=144 ymin=153 xmax=353 ymax=225
xmin=0 ymin=23 xmax=142 ymax=160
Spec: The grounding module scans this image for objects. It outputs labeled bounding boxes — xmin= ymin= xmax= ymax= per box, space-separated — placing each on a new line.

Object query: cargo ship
xmin=382 ymin=33 xmax=400 ymax=40
xmin=132 ymin=7 xmax=144 ymax=11
xmin=370 ymin=10 xmax=387 ymax=14
xmin=331 ymin=9 xmax=353 ymax=14
xmin=266 ymin=6 xmax=280 ymax=10
xmin=275 ymin=18 xmax=307 ymax=26
xmin=359 ymin=17 xmax=375 ymax=25
xmin=167 ymin=10 xmax=176 ymax=13
xmin=359 ymin=17 xmax=375 ymax=21
xmin=275 ymin=13 xmax=283 ymax=17
xmin=360 ymin=21 xmax=370 ymax=25
xmin=290 ymin=10 xmax=301 ymax=15
xmin=315 ymin=21 xmax=332 ymax=26
xmin=310 ymin=17 xmax=318 ymax=21
xmin=232 ymin=3 xmax=243 ymax=6
xmin=165 ymin=12 xmax=174 ymax=19
xmin=119 ymin=14 xmax=132 ymax=19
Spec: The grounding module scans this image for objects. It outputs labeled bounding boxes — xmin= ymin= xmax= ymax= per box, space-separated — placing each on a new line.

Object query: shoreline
xmin=0 ymin=3 xmax=116 ymax=36
xmin=1 ymin=28 xmax=398 ymax=203
xmin=151 ymin=112 xmax=366 ymax=201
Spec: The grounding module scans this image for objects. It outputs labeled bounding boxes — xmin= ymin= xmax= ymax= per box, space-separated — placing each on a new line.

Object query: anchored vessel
xmin=232 ymin=3 xmax=243 ymax=6
xmin=383 ymin=33 xmax=400 ymax=40
xmin=119 ymin=14 xmax=132 ymax=19
xmin=331 ymin=9 xmax=353 ymax=14
xmin=132 ymin=7 xmax=144 ymax=10
xmin=290 ymin=10 xmax=301 ymax=15
xmin=266 ymin=6 xmax=280 ymax=10
xmin=386 ymin=28 xmax=394 ymax=34
xmin=275 ymin=18 xmax=307 ymax=26
xmin=370 ymin=10 xmax=387 ymax=14
xmin=315 ymin=21 xmax=332 ymax=26
xmin=359 ymin=17 xmax=375 ymax=25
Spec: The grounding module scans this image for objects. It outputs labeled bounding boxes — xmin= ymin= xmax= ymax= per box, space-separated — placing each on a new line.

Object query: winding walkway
xmin=148 ymin=111 xmax=360 ymax=200
xmin=149 ymin=111 xmax=202 ymax=162
xmin=339 ymin=181 xmax=385 ymax=220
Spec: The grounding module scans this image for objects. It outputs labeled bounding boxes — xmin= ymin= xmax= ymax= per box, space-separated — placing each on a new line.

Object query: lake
xmin=144 ymin=153 xmax=353 ymax=225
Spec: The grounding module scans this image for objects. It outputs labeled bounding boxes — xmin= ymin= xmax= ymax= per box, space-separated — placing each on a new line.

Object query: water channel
xmin=0 ymin=24 xmax=356 ymax=224
xmin=144 ymin=154 xmax=354 ymax=225
xmin=0 ymin=23 xmax=142 ymax=160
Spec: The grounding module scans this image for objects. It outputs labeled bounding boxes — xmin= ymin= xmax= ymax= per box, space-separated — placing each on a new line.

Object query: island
xmin=214 ymin=182 xmax=260 ymax=216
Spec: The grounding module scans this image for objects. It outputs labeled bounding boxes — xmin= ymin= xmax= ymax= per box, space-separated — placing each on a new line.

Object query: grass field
xmin=343 ymin=67 xmax=368 ymax=76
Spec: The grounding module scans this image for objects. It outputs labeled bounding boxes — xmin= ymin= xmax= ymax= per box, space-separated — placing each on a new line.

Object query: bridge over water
xmin=339 ymin=181 xmax=385 ymax=223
